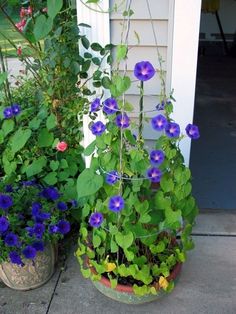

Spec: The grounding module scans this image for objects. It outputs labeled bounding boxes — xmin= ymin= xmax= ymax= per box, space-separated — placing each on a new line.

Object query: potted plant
xmin=76 ymin=47 xmax=200 ymax=302
xmin=0 ymin=181 xmax=73 ymax=290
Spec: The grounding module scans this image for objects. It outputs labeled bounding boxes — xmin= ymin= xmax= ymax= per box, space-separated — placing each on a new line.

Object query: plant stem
xmin=0 ymin=47 xmax=12 ymax=104
xmin=138 ymin=80 xmax=144 ymax=142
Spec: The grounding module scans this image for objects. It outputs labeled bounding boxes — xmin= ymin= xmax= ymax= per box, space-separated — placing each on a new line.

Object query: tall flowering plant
xmin=76 ymin=47 xmax=200 ymax=295
xmin=0 ymin=181 xmax=73 ymax=266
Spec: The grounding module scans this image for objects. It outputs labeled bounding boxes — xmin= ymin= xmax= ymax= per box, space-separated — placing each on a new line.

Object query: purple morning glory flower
xmin=90 ymin=98 xmax=101 ymax=112
xmin=32 ymin=202 xmax=42 ymax=216
xmin=11 ymin=103 xmax=21 ymax=116
xmin=3 ymin=107 xmax=13 ymax=119
xmin=57 ymin=201 xmax=68 ymax=211
xmin=134 ymin=61 xmax=155 ymax=81
xmin=22 ymin=180 xmax=36 ymax=186
xmin=9 ymin=251 xmax=23 ymax=266
xmin=49 ymin=225 xmax=59 ymax=234
xmin=33 ymin=223 xmax=45 ymax=239
xmin=165 ymin=122 xmax=180 ymax=138
xmin=57 ymin=220 xmax=70 ymax=235
xmin=185 ymin=124 xmax=200 ymax=140
xmin=106 ymin=171 xmax=119 ymax=185
xmin=32 ymin=241 xmax=44 ymax=252
xmin=150 ymin=150 xmax=165 ymax=166
xmin=151 ymin=114 xmax=167 ymax=131
xmin=103 ymin=98 xmax=119 ymax=115
xmin=22 ymin=245 xmax=37 ymax=259
xmin=0 ymin=194 xmax=13 ymax=210
xmin=5 ymin=232 xmax=19 ymax=247
xmin=89 ymin=212 xmax=103 ymax=228
xmin=41 ymin=187 xmax=60 ymax=201
xmin=115 ymin=113 xmax=130 ymax=129
xmin=34 ymin=212 xmax=51 ymax=223
xmin=147 ymin=167 xmax=162 ymax=183
xmin=25 ymin=226 xmax=34 ymax=237
xmin=0 ymin=217 xmax=9 ymax=233
xmin=91 ymin=121 xmax=106 ymax=136
xmin=156 ymin=101 xmax=165 ymax=111
xmin=108 ymin=195 xmax=124 ymax=212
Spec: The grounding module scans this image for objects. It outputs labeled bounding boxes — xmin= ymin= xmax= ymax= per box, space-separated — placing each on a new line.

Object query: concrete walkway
xmin=0 ymin=210 xmax=236 ymax=314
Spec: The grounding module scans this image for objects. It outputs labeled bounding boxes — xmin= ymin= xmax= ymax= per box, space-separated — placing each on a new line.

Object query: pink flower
xmin=17 ymin=46 xmax=22 ymax=56
xmin=42 ymin=7 xmax=48 ymax=13
xmin=56 ymin=141 xmax=68 ymax=152
xmin=15 ymin=19 xmax=26 ymax=32
xmin=20 ymin=8 xmax=26 ymax=18
xmin=27 ymin=6 xmax=33 ymax=15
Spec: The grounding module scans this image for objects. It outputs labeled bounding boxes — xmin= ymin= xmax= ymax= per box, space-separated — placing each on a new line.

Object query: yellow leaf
xmin=159 ymin=276 xmax=169 ymax=289
xmin=105 ymin=263 xmax=116 ymax=272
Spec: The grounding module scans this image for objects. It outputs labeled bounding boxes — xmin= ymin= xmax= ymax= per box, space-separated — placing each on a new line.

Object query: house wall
xmin=110 ymin=0 xmax=173 ymax=143
xmin=200 ymin=0 xmax=236 ymax=40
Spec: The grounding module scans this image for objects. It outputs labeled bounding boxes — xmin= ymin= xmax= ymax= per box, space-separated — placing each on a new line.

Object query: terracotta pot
xmin=89 ymin=261 xmax=182 ymax=304
xmin=0 ymin=242 xmax=57 ymax=291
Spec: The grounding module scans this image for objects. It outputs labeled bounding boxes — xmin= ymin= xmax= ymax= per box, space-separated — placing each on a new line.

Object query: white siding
xmin=110 ymin=0 xmax=173 ymax=145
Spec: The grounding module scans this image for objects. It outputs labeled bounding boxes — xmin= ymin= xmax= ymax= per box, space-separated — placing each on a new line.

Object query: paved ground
xmin=1 ymin=210 xmax=236 ymax=314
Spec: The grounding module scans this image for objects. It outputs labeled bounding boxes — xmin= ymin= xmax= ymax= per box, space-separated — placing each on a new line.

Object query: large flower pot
xmin=0 ymin=243 xmax=57 ymax=291
xmin=91 ymin=262 xmax=182 ymax=304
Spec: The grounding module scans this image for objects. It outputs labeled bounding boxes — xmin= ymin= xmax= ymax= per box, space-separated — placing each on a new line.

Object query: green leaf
xmin=84 ymin=141 xmax=96 ymax=156
xmin=0 ymin=130 xmax=4 ymax=144
xmin=101 ymin=76 xmax=111 ymax=89
xmin=81 ymin=36 xmax=90 ymax=49
xmin=77 ymin=168 xmax=103 ymax=198
xmin=10 ymin=128 xmax=32 ymax=154
xmin=43 ymin=172 xmax=57 ymax=185
xmin=0 ymin=72 xmax=7 ymax=86
xmin=38 ymin=128 xmax=54 ymax=147
xmin=26 ymin=156 xmax=47 ymax=177
xmin=47 ymin=0 xmax=63 ymax=19
xmin=154 ymin=191 xmax=171 ymax=210
xmin=86 ymin=0 xmax=100 ymax=3
xmin=91 ymin=42 xmax=102 ymax=51
xmin=50 ymin=160 xmax=59 ymax=171
xmin=33 ymin=15 xmax=53 ymax=41
xmin=160 ymin=177 xmax=174 ymax=192
xmin=116 ymin=44 xmax=127 ymax=61
xmin=81 ymin=268 xmax=91 ymax=278
xmin=115 ymin=231 xmax=133 ymax=249
xmin=29 ymin=117 xmax=41 ymax=130
xmin=110 ymin=237 xmax=118 ymax=253
xmin=46 ymin=113 xmax=57 ymax=130
xmin=150 ymin=241 xmax=165 ymax=254
xmin=93 ymin=234 xmax=101 ymax=248
xmin=2 ymin=119 xmax=14 ymax=137
xmin=124 ymin=249 xmax=135 ymax=261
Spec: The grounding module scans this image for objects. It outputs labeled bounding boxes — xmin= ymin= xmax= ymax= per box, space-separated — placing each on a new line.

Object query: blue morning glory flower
xmin=108 ymin=196 xmax=124 ymax=212
xmin=91 ymin=121 xmax=106 ymax=136
xmin=89 ymin=212 xmax=103 ymax=228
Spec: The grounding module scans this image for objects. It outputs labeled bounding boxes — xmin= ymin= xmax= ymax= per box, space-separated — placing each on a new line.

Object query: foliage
xmin=0 ymin=181 xmax=74 ymax=265
xmin=0 ymin=0 xmax=112 ymax=201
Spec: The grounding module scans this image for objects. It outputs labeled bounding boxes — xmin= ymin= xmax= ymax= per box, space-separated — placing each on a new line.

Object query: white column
xmin=76 ymin=0 xmax=110 ymax=167
xmin=170 ymin=0 xmax=202 ymax=165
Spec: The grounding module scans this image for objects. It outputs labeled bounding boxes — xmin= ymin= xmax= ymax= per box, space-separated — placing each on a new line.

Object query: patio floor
xmin=1 ymin=210 xmax=236 ymax=314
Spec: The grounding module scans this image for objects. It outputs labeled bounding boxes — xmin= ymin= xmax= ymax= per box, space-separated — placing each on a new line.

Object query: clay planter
xmin=0 ymin=243 xmax=57 ymax=291
xmin=90 ymin=262 xmax=182 ymax=304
